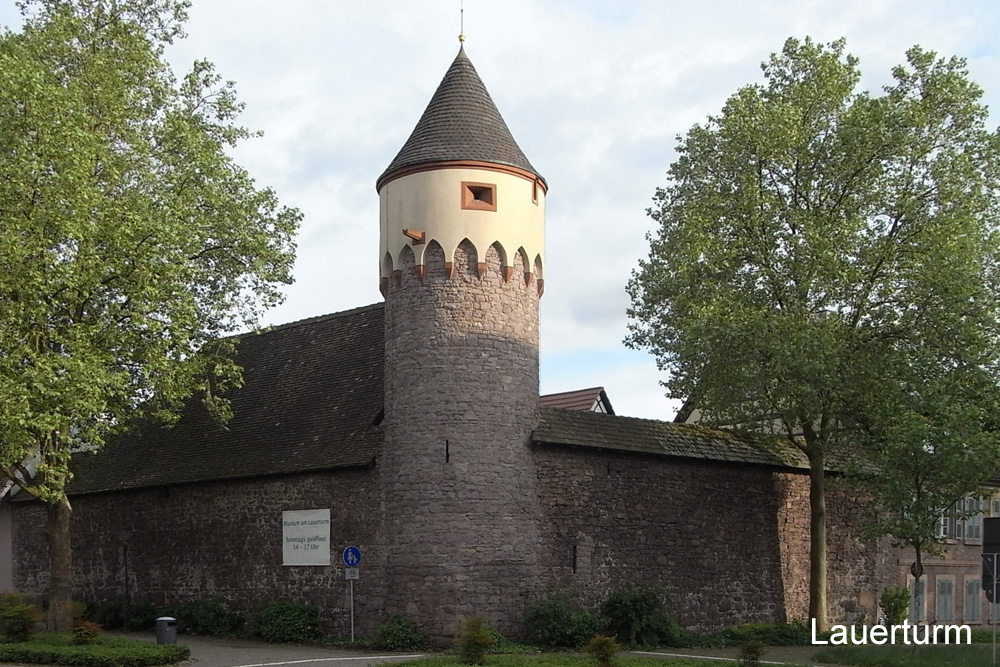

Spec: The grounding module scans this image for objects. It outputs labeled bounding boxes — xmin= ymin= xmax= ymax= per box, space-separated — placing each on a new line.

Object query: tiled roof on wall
xmin=59 ymin=302 xmax=818 ymax=497
xmin=540 ymin=387 xmax=614 ymax=414
xmin=67 ymin=304 xmax=385 ymax=495
xmin=534 ymin=407 xmax=810 ymax=470
xmin=378 ymin=46 xmax=544 ymax=188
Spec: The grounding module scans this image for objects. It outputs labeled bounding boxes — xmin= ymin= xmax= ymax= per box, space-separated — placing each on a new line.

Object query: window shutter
xmin=968 ymin=497 xmax=983 ymax=541
xmin=938 ymin=579 xmax=954 ymax=621
xmin=967 ymin=579 xmax=981 ymax=621
xmin=953 ymin=500 xmax=965 ymax=540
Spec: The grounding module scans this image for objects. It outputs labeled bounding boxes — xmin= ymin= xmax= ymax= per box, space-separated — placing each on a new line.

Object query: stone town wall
xmin=10 ymin=436 xmax=897 ymax=637
xmin=775 ymin=476 xmax=898 ymax=625
xmin=381 ymin=239 xmax=544 ymax=639
xmin=11 ymin=469 xmax=384 ymax=636
xmin=533 ymin=444 xmax=897 ymax=632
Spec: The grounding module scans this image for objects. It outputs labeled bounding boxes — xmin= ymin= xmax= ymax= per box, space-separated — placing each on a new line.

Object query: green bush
xmin=737 ymin=636 xmax=764 ymax=667
xmin=880 ymin=587 xmax=910 ymax=626
xmin=583 ymin=634 xmax=621 ymax=667
xmin=600 ymin=586 xmax=678 ymax=647
xmin=81 ymin=601 xmax=160 ymax=632
xmin=255 ymin=601 xmax=321 ymax=643
xmin=161 ymin=598 xmax=243 ymax=636
xmin=456 ymin=616 xmax=495 ymax=665
xmin=377 ymin=615 xmax=427 ymax=651
xmin=483 ymin=628 xmax=539 ymax=654
xmin=526 ymin=595 xmax=604 ymax=648
xmin=673 ymin=621 xmax=821 ymax=649
xmin=0 ymin=592 xmax=43 ymax=643
xmin=0 ymin=633 xmax=189 ymax=667
xmin=71 ymin=621 xmax=102 ymax=646
xmin=82 ymin=601 xmax=125 ymax=630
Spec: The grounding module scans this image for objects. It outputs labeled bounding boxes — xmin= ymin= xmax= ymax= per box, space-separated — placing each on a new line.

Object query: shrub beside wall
xmin=456 ymin=616 xmax=495 ymax=665
xmin=159 ymin=598 xmax=243 ymax=636
xmin=0 ymin=593 xmax=43 ymax=643
xmin=525 ymin=596 xmax=604 ymax=648
xmin=82 ymin=601 xmax=157 ymax=632
xmin=255 ymin=601 xmax=322 ymax=643
xmin=376 ymin=615 xmax=427 ymax=650
xmin=601 ymin=585 xmax=679 ymax=648
xmin=527 ymin=586 xmax=686 ymax=649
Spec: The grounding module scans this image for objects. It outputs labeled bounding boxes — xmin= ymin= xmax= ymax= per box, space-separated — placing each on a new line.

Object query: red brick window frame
xmin=462 ymin=181 xmax=497 ymax=212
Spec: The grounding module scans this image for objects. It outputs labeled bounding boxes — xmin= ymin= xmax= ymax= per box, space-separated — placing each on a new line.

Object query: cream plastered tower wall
xmin=376 ymin=43 xmax=547 ymax=640
xmin=379 ymin=166 xmax=545 ymax=284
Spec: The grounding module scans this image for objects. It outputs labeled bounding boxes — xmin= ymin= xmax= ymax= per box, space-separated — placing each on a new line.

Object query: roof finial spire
xmin=458 ymin=0 xmax=465 ymax=43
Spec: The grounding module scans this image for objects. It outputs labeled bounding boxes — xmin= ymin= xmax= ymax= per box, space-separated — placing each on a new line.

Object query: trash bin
xmin=155 ymin=617 xmax=177 ymax=645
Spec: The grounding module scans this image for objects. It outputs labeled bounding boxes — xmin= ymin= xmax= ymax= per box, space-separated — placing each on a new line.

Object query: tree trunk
xmin=807 ymin=446 xmax=829 ymax=631
xmin=45 ymin=493 xmax=73 ymax=631
xmin=911 ymin=545 xmax=924 ymax=581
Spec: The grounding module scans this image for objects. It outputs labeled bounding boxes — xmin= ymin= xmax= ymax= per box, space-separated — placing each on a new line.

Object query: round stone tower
xmin=377 ymin=43 xmax=547 ymax=638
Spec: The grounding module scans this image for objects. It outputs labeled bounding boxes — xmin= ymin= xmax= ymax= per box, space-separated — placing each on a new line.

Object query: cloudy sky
xmin=3 ymin=1 xmax=999 ymax=420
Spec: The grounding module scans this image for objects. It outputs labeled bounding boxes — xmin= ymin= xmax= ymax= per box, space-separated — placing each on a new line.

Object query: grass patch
xmin=814 ymin=643 xmax=993 ymax=667
xmin=395 ymin=656 xmax=797 ymax=667
xmin=970 ymin=628 xmax=1000 ymax=643
xmin=0 ymin=632 xmax=190 ymax=667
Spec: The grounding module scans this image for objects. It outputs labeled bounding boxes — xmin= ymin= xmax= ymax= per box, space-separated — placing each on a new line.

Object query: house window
xmin=461 ymin=182 xmax=497 ymax=211
xmin=966 ymin=579 xmax=981 ymax=621
xmin=949 ymin=500 xmax=965 ymax=540
xmin=937 ymin=579 xmax=954 ymax=621
xmin=910 ymin=579 xmax=926 ymax=623
xmin=937 ymin=495 xmax=985 ymax=541
xmin=936 ymin=514 xmax=948 ymax=540
xmin=966 ymin=497 xmax=983 ymax=542
xmin=992 ymin=496 xmax=1000 ymax=518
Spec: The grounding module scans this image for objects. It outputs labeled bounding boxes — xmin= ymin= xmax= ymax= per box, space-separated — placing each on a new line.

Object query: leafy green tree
xmin=627 ymin=37 xmax=1000 ymax=629
xmin=849 ymin=356 xmax=1000 ymax=585
xmin=0 ymin=0 xmax=299 ymax=630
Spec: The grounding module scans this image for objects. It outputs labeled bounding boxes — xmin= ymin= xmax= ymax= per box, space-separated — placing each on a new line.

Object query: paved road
xmin=116 ymin=632 xmax=428 ymax=667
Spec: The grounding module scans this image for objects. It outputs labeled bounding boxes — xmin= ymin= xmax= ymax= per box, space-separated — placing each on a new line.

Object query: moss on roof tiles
xmin=534 ymin=407 xmax=809 ymax=470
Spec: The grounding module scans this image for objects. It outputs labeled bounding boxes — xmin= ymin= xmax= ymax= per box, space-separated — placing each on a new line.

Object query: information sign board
xmin=282 ymin=509 xmax=331 ymax=566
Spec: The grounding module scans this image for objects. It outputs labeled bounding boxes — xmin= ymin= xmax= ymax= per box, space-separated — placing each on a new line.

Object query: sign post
xmin=343 ymin=547 xmax=362 ymax=641
xmin=984 ymin=553 xmax=998 ymax=667
xmin=982 ymin=517 xmax=1000 ymax=666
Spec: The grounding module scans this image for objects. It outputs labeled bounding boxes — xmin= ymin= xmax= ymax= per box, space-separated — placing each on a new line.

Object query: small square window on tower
xmin=462 ymin=181 xmax=497 ymax=211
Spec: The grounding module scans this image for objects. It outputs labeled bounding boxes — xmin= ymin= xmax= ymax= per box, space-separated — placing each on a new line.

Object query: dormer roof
xmin=377 ymin=45 xmax=545 ymax=190
xmin=540 ymin=387 xmax=615 ymax=415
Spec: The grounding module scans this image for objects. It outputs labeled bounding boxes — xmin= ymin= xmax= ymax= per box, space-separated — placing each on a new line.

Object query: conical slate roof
xmin=378 ymin=45 xmax=544 ymax=189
